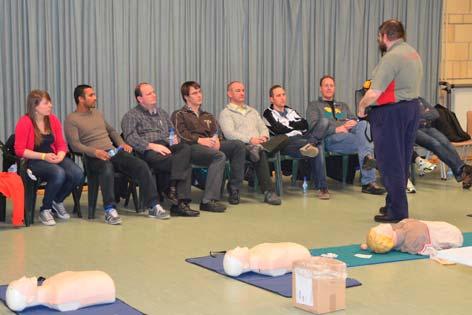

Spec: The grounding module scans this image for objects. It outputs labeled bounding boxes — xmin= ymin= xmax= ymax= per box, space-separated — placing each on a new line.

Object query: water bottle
xmin=446 ymin=168 xmax=454 ymax=179
xmin=108 ymin=146 xmax=123 ymax=158
xmin=169 ymin=127 xmax=175 ymax=146
xmin=8 ymin=163 xmax=17 ymax=173
xmin=302 ymin=176 xmax=308 ymax=194
xmin=212 ymin=127 xmax=219 ymax=140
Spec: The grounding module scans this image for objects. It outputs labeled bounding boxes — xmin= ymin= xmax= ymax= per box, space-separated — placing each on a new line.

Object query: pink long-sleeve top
xmin=14 ymin=114 xmax=68 ymax=157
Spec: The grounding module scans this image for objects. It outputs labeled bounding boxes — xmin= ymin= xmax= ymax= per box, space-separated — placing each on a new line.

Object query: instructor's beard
xmin=378 ymin=39 xmax=387 ymax=55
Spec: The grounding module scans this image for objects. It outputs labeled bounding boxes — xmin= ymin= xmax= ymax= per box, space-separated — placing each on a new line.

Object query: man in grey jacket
xmin=306 ymin=75 xmax=385 ymax=195
xmin=219 ymin=81 xmax=281 ymax=205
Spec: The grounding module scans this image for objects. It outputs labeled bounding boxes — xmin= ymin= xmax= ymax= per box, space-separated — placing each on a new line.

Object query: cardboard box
xmin=292 ymin=257 xmax=346 ymax=314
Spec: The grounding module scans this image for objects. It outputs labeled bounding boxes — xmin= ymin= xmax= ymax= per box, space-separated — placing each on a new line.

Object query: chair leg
xmin=274 ymin=152 xmax=283 ymax=196
xmin=253 ymin=172 xmax=259 ymax=193
xmin=129 ymin=181 xmax=139 ymax=213
xmin=290 ymin=160 xmax=299 ymax=187
xmin=341 ymin=155 xmax=349 ymax=186
xmin=220 ymin=162 xmax=231 ymax=198
xmin=23 ymin=181 xmax=36 ymax=226
xmin=0 ymin=194 xmax=6 ymax=222
xmin=88 ymin=178 xmax=99 ymax=219
xmin=72 ymin=185 xmax=83 ymax=218
xmin=440 ymin=161 xmax=447 ymax=180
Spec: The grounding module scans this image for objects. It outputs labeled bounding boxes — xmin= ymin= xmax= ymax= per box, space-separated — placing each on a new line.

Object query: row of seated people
xmin=406 ymin=98 xmax=472 ymax=193
xmin=23 ymin=76 xmax=470 ymax=226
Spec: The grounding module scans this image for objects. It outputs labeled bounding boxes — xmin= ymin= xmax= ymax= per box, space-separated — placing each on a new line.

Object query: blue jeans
xmin=281 ymin=135 xmax=327 ymax=189
xmin=28 ymin=157 xmax=84 ymax=211
xmin=322 ymin=120 xmax=376 ymax=185
xmin=416 ymin=126 xmax=465 ymax=180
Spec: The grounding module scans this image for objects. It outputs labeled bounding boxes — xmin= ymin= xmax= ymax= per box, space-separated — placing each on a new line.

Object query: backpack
xmin=432 ymin=105 xmax=471 ymax=142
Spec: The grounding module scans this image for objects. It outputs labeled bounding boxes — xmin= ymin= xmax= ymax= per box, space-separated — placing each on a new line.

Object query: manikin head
xmin=223 ymin=247 xmax=250 ymax=276
xmin=366 ymin=224 xmax=395 ymax=253
xmin=6 ymin=276 xmax=38 ymax=311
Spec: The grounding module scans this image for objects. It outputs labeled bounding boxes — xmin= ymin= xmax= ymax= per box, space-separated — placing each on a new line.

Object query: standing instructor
xmin=358 ymin=19 xmax=423 ymax=223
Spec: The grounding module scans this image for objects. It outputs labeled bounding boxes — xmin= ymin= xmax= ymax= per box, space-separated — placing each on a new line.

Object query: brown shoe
xmin=362 ymin=183 xmax=386 ymax=195
xmin=317 ymin=188 xmax=330 ymax=200
xmin=299 ymin=144 xmax=319 ymax=158
xmin=461 ymin=165 xmax=472 ymax=189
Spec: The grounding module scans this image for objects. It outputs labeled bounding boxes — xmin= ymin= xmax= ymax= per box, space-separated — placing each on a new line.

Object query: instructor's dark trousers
xmin=369 ymin=100 xmax=420 ymax=220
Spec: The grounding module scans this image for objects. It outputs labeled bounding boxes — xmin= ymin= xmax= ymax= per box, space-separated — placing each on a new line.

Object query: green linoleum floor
xmin=1 ymin=172 xmax=471 ymax=315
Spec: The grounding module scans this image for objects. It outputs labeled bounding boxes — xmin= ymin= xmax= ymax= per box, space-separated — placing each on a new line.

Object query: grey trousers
xmin=190 ymin=144 xmax=226 ymax=202
xmin=190 ymin=140 xmax=246 ymax=202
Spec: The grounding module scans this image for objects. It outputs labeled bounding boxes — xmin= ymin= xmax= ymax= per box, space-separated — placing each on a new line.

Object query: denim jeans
xmin=281 ymin=135 xmax=328 ymax=189
xmin=416 ymin=126 xmax=465 ymax=179
xmin=29 ymin=157 xmax=84 ymax=211
xmin=322 ymin=120 xmax=376 ymax=185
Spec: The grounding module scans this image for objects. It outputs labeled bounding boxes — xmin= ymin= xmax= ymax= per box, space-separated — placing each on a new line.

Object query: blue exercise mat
xmin=185 ymin=254 xmax=362 ymax=298
xmin=310 ymin=232 xmax=472 ymax=267
xmin=0 ymin=285 xmax=143 ymax=315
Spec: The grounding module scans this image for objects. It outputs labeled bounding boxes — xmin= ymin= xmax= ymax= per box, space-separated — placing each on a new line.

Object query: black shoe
xmin=362 ymin=183 xmax=386 ymax=195
xmin=379 ymin=206 xmax=387 ymax=215
xmin=170 ymin=202 xmax=200 ymax=217
xmin=227 ymin=186 xmax=240 ymax=205
xmin=374 ymin=214 xmax=403 ymax=223
xmin=263 ymin=191 xmax=281 ymax=205
xmin=200 ymin=200 xmax=226 ymax=212
xmin=362 ymin=155 xmax=377 ymax=170
xmin=165 ymin=187 xmax=178 ymax=205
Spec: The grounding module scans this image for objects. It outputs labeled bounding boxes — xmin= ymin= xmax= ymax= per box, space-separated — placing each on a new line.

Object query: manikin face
xmin=35 ymin=98 xmax=53 ymax=117
xmin=223 ymin=247 xmax=250 ymax=277
xmin=227 ymin=82 xmax=246 ymax=105
xmin=81 ymin=88 xmax=97 ymax=109
xmin=185 ymin=86 xmax=203 ymax=107
xmin=373 ymin=223 xmax=394 ymax=238
xmin=270 ymin=87 xmax=287 ymax=110
xmin=6 ymin=276 xmax=38 ymax=311
xmin=138 ymin=84 xmax=158 ymax=110
xmin=320 ymin=77 xmax=335 ymax=101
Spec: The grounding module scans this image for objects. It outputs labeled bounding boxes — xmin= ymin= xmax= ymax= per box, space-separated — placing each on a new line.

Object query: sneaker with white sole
xmin=105 ymin=209 xmax=122 ymax=225
xmin=52 ymin=201 xmax=70 ymax=219
xmin=416 ymin=157 xmax=436 ymax=176
xmin=406 ymin=179 xmax=416 ymax=193
xmin=39 ymin=209 xmax=56 ymax=226
xmin=148 ymin=204 xmax=171 ymax=220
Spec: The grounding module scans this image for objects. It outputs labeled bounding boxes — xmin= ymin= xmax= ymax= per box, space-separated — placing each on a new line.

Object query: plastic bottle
xmin=212 ymin=128 xmax=219 ymax=141
xmin=108 ymin=146 xmax=123 ymax=158
xmin=302 ymin=176 xmax=308 ymax=194
xmin=8 ymin=163 xmax=17 ymax=173
xmin=447 ymin=168 xmax=454 ymax=179
xmin=169 ymin=127 xmax=175 ymax=146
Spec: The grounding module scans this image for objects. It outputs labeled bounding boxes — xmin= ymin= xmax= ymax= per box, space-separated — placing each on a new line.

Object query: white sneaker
xmin=406 ymin=179 xmax=416 ymax=193
xmin=52 ymin=201 xmax=70 ymax=219
xmin=105 ymin=209 xmax=122 ymax=225
xmin=416 ymin=157 xmax=436 ymax=175
xmin=39 ymin=209 xmax=56 ymax=226
xmin=148 ymin=204 xmax=170 ymax=220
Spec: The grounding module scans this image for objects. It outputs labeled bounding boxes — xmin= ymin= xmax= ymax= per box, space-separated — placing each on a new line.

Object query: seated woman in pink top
xmin=14 ymin=90 xmax=84 ymax=226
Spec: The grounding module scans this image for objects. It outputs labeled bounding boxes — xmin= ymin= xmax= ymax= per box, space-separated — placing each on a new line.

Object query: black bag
xmin=432 ymin=105 xmax=471 ymax=142
xmin=325 ymin=154 xmax=359 ymax=184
